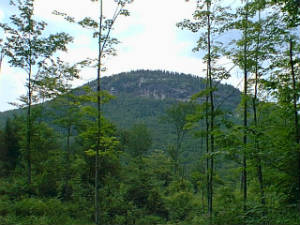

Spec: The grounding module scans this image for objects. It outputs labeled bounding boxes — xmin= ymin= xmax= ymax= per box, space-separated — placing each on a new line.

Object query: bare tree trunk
xmin=176 ymin=130 xmax=181 ymax=176
xmin=205 ymin=69 xmax=210 ymax=216
xmin=289 ymin=38 xmax=300 ymax=217
xmin=95 ymin=1 xmax=103 ymax=224
xmin=27 ymin=35 xmax=33 ymax=187
xmin=253 ymin=10 xmax=265 ymax=209
xmin=207 ymin=1 xmax=214 ymax=222
xmin=27 ymin=73 xmax=32 ymax=186
xmin=242 ymin=0 xmax=249 ymax=216
xmin=63 ymin=125 xmax=71 ymax=200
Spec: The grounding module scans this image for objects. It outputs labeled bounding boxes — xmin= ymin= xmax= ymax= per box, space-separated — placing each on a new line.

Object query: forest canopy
xmin=0 ymin=0 xmax=299 ymax=225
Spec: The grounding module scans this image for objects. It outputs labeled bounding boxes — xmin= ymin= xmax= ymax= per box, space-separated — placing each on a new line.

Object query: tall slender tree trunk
xmin=63 ymin=125 xmax=71 ymax=200
xmin=207 ymin=1 xmax=214 ymax=222
xmin=67 ymin=126 xmax=71 ymax=157
xmin=289 ymin=38 xmax=300 ymax=142
xmin=175 ymin=131 xmax=181 ymax=176
xmin=289 ymin=38 xmax=300 ymax=216
xmin=205 ymin=66 xmax=210 ymax=216
xmin=242 ymin=0 xmax=249 ymax=216
xmin=95 ymin=1 xmax=103 ymax=224
xmin=253 ymin=10 xmax=265 ymax=208
xmin=27 ymin=73 xmax=32 ymax=186
xmin=27 ymin=34 xmax=33 ymax=187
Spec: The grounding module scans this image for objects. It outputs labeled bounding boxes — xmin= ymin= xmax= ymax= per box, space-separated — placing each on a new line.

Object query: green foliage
xmin=0 ymin=63 xmax=298 ymax=225
xmin=166 ymin=190 xmax=194 ymax=222
xmin=0 ymin=117 xmax=21 ymax=176
xmin=123 ymin=123 xmax=152 ymax=157
xmin=0 ymin=0 xmax=299 ymax=223
xmin=135 ymin=215 xmax=165 ymax=225
xmin=0 ymin=196 xmax=89 ymax=225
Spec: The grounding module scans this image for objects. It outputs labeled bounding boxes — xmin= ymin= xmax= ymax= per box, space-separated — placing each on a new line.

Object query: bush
xmin=166 ymin=191 xmax=194 ymax=222
xmin=0 ymin=197 xmax=93 ymax=225
xmin=0 ymin=196 xmax=12 ymax=216
xmin=15 ymin=198 xmax=47 ymax=217
xmin=135 ymin=215 xmax=165 ymax=225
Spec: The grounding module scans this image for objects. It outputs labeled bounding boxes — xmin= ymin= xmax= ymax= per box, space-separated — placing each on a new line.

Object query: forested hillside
xmin=100 ymin=70 xmax=240 ymax=149
xmin=0 ymin=0 xmax=299 ymax=225
xmin=0 ymin=70 xmax=240 ymax=152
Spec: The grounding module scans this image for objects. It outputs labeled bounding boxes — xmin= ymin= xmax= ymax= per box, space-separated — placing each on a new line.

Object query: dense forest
xmin=0 ymin=0 xmax=299 ymax=225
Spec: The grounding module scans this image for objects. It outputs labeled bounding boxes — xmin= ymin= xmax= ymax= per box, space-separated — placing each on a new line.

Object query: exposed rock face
xmin=87 ymin=70 xmax=240 ymax=106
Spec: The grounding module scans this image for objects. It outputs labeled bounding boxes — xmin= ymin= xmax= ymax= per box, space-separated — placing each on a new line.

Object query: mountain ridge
xmin=86 ymin=70 xmax=241 ymax=105
xmin=0 ymin=70 xmax=241 ymax=131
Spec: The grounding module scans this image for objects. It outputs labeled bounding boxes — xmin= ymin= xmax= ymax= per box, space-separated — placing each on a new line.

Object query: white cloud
xmin=102 ymin=0 xmax=202 ymax=76
xmin=34 ymin=0 xmax=125 ymax=26
xmin=52 ymin=0 xmax=203 ymax=79
xmin=0 ymin=0 xmax=242 ymax=111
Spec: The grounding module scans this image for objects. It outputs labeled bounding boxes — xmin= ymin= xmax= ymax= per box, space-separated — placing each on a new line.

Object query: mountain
xmin=98 ymin=70 xmax=240 ymax=120
xmin=95 ymin=70 xmax=240 ymax=106
xmin=0 ymin=70 xmax=241 ymax=155
xmin=96 ymin=70 xmax=240 ymax=154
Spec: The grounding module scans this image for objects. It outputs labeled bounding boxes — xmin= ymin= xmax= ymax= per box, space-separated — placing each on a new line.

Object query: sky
xmin=0 ymin=0 xmax=242 ymax=112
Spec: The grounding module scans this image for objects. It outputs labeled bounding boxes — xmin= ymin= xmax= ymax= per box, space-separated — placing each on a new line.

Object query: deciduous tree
xmin=0 ymin=0 xmax=73 ymax=187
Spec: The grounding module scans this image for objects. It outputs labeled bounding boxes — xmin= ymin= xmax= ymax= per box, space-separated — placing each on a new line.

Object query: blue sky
xmin=0 ymin=0 xmax=241 ymax=112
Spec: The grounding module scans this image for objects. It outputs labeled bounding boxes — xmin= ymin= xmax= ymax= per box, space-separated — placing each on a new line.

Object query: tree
xmin=270 ymin=0 xmax=300 ymax=28
xmin=0 ymin=0 xmax=73 ymax=187
xmin=126 ymin=123 xmax=152 ymax=158
xmin=242 ymin=0 xmax=250 ymax=214
xmin=163 ymin=102 xmax=195 ymax=176
xmin=35 ymin=58 xmax=84 ymax=199
xmin=224 ymin=0 xmax=253 ymax=216
xmin=0 ymin=117 xmax=21 ymax=176
xmin=288 ymin=38 xmax=300 ymax=209
xmin=54 ymin=1 xmax=132 ymax=223
xmin=177 ymin=0 xmax=231 ymax=220
xmin=33 ymin=57 xmax=82 ymax=103
xmin=50 ymin=92 xmax=82 ymax=200
xmin=255 ymin=0 xmax=300 ymax=215
xmin=243 ymin=0 xmax=269 ymax=212
xmin=263 ymin=31 xmax=300 ymax=215
xmin=75 ymin=88 xmax=121 ymax=224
